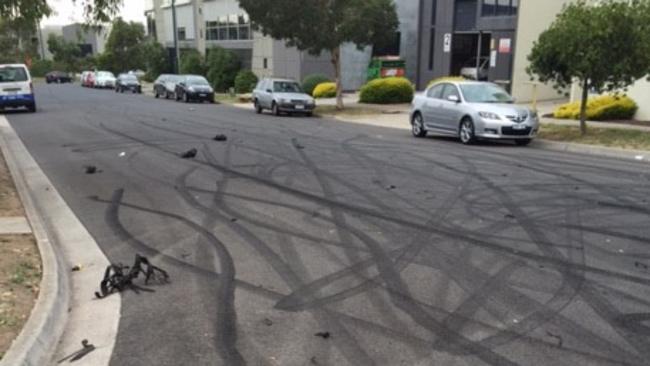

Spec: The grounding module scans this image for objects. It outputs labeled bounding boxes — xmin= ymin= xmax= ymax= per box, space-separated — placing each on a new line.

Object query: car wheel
xmin=27 ymin=103 xmax=36 ymax=113
xmin=459 ymin=118 xmax=476 ymax=145
xmin=254 ymin=100 xmax=263 ymax=114
xmin=515 ymin=139 xmax=532 ymax=146
xmin=411 ymin=113 xmax=427 ymax=138
xmin=272 ymin=102 xmax=280 ymax=116
xmin=305 ymin=112 xmax=313 ymax=117
xmin=183 ymin=92 xmax=189 ymax=103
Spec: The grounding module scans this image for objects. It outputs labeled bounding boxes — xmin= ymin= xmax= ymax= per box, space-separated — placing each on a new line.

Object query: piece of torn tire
xmin=95 ymin=254 xmax=169 ymax=299
xmin=57 ymin=339 xmax=95 ymax=363
xmin=84 ymin=166 xmax=99 ymax=174
xmin=180 ymin=148 xmax=198 ymax=159
xmin=314 ymin=331 xmax=331 ymax=339
xmin=213 ymin=134 xmax=228 ymax=141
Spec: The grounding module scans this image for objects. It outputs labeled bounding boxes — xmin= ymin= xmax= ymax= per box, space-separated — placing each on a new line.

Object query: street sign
xmin=499 ymin=38 xmax=512 ymax=53
xmin=443 ymin=33 xmax=451 ymax=53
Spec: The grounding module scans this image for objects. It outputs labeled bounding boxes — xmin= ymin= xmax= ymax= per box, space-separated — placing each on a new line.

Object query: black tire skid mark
xmin=179 ymin=148 xmax=378 ymax=366
xmin=105 ymin=189 xmax=246 ymax=365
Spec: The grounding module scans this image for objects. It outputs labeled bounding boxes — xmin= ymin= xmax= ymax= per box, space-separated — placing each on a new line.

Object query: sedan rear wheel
xmin=459 ymin=118 xmax=476 ymax=145
xmin=411 ymin=113 xmax=427 ymax=138
xmin=254 ymin=100 xmax=263 ymax=114
xmin=272 ymin=102 xmax=280 ymax=116
xmin=183 ymin=92 xmax=189 ymax=103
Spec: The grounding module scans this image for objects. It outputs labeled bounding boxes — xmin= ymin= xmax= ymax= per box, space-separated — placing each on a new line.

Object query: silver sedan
xmin=410 ymin=81 xmax=539 ymax=145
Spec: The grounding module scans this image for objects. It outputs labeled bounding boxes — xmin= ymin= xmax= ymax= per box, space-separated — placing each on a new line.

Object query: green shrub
xmin=302 ymin=74 xmax=331 ymax=96
xmin=29 ymin=59 xmax=53 ymax=77
xmin=234 ymin=70 xmax=258 ymax=94
xmin=313 ymin=82 xmax=337 ymax=98
xmin=142 ymin=40 xmax=171 ymax=82
xmin=359 ymin=77 xmax=414 ymax=104
xmin=180 ymin=49 xmax=205 ymax=75
xmin=427 ymin=76 xmax=466 ymax=88
xmin=553 ymin=95 xmax=638 ymax=121
xmin=206 ymin=46 xmax=241 ymax=92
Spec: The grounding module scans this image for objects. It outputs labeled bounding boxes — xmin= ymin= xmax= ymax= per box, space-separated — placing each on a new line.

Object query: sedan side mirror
xmin=447 ymin=95 xmax=460 ymax=103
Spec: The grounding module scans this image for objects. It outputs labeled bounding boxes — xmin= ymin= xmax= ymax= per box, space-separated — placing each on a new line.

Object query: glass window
xmin=178 ymin=27 xmax=186 ymax=41
xmin=0 ymin=66 xmax=28 ymax=83
xmin=441 ymin=84 xmax=460 ymax=100
xmin=511 ymin=0 xmax=518 ymax=15
xmin=273 ymin=81 xmax=303 ymax=93
xmin=459 ymin=83 xmax=513 ymax=103
xmin=482 ymin=0 xmax=496 ymax=16
xmin=427 ymin=84 xmax=445 ymax=99
xmin=496 ymin=0 xmax=510 ymax=16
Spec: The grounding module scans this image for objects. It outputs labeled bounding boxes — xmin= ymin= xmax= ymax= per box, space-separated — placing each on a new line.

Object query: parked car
xmin=116 ymin=73 xmax=142 ymax=93
xmin=153 ymin=74 xmax=181 ymax=99
xmin=460 ymin=57 xmax=489 ymax=81
xmin=174 ymin=75 xmax=214 ymax=103
xmin=410 ymin=81 xmax=539 ymax=146
xmin=95 ymin=71 xmax=116 ymax=89
xmin=252 ymin=78 xmax=316 ymax=116
xmin=81 ymin=71 xmax=95 ymax=87
xmin=45 ymin=71 xmax=72 ymax=84
xmin=0 ymin=64 xmax=36 ymax=112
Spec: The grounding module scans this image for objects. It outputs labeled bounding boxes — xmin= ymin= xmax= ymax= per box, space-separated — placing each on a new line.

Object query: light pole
xmin=172 ymin=0 xmax=180 ymax=73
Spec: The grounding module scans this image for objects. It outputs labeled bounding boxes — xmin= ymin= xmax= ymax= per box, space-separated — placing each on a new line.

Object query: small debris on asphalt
xmin=161 ymin=118 xmax=167 ymax=122
xmin=180 ymin=148 xmax=198 ymax=159
xmin=188 ymin=107 xmax=195 ymax=111
xmin=310 ymin=356 xmax=319 ymax=365
xmin=213 ymin=134 xmax=228 ymax=141
xmin=386 ymin=185 xmax=396 ymax=190
xmin=504 ymin=213 xmax=516 ymax=219
xmin=57 ymin=339 xmax=96 ymax=363
xmin=635 ymin=262 xmax=648 ymax=270
xmin=314 ymin=331 xmax=331 ymax=339
xmin=230 ymin=218 xmax=238 ymax=223
xmin=291 ymin=138 xmax=305 ymax=150
xmin=262 ymin=318 xmax=273 ymax=326
xmin=71 ymin=265 xmax=82 ymax=272
xmin=84 ymin=165 xmax=99 ymax=174
xmin=118 ymin=152 xmax=126 ymax=157
xmin=95 ymin=254 xmax=169 ymax=299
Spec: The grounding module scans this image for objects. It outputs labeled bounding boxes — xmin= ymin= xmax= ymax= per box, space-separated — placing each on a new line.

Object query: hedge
xmin=359 ymin=77 xmax=414 ymax=104
xmin=302 ymin=74 xmax=331 ymax=96
xmin=313 ymin=82 xmax=337 ymax=98
xmin=553 ymin=95 xmax=638 ymax=121
xmin=234 ymin=70 xmax=258 ymax=94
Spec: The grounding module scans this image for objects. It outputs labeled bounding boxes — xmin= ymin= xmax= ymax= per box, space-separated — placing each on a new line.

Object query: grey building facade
xmin=62 ymin=23 xmax=109 ymax=56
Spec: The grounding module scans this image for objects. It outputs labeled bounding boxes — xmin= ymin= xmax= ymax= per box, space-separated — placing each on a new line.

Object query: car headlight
xmin=478 ymin=111 xmax=501 ymax=120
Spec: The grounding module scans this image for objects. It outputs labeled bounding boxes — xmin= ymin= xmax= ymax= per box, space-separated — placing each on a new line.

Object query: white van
xmin=0 ymin=64 xmax=36 ymax=112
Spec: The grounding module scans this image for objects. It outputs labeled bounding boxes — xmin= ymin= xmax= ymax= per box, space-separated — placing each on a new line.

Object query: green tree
xmin=141 ymin=40 xmax=171 ymax=81
xmin=101 ymin=18 xmax=146 ymax=73
xmin=528 ymin=0 xmax=650 ymax=135
xmin=180 ymin=49 xmax=205 ymax=75
xmin=47 ymin=34 xmax=82 ymax=72
xmin=1 ymin=0 xmax=120 ymax=25
xmin=206 ymin=47 xmax=241 ymax=92
xmin=239 ymin=0 xmax=399 ymax=109
xmin=0 ymin=18 xmax=39 ymax=64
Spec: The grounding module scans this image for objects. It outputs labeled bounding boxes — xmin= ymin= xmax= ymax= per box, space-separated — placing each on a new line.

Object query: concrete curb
xmin=0 ymin=117 xmax=69 ymax=366
xmin=0 ymin=116 xmax=120 ymax=366
xmin=532 ymin=139 xmax=650 ymax=163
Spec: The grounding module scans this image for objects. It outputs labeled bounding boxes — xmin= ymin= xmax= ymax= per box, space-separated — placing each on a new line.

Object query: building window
xmin=205 ymin=14 xmax=252 ymax=41
xmin=263 ymin=58 xmax=268 ymax=69
xmin=481 ymin=0 xmax=517 ymax=17
xmin=428 ymin=29 xmax=435 ymax=70
xmin=178 ymin=27 xmax=186 ymax=41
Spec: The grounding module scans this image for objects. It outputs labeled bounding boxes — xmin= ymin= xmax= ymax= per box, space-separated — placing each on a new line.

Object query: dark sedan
xmin=45 ymin=71 xmax=72 ymax=84
xmin=175 ymin=75 xmax=214 ymax=103
xmin=116 ymin=74 xmax=142 ymax=93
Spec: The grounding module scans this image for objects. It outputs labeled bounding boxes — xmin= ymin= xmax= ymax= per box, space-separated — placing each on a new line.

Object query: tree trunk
xmin=579 ymin=78 xmax=589 ymax=136
xmin=331 ymin=46 xmax=344 ymax=110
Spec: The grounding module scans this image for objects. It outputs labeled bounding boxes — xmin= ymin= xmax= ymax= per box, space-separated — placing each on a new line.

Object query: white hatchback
xmin=0 ymin=64 xmax=36 ymax=112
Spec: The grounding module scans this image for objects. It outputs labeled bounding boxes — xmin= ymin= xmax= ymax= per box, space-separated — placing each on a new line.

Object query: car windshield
xmin=0 ymin=66 xmax=28 ymax=83
xmin=186 ymin=76 xmax=209 ymax=86
xmin=273 ymin=81 xmax=302 ymax=93
xmin=122 ymin=75 xmax=138 ymax=81
xmin=459 ymin=84 xmax=513 ymax=103
xmin=98 ymin=71 xmax=115 ymax=78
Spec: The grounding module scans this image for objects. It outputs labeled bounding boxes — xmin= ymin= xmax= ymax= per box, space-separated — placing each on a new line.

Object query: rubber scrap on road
xmin=94 ymin=254 xmax=169 ymax=299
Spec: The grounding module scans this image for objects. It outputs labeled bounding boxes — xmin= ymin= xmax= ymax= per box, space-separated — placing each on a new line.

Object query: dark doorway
xmin=450 ymin=32 xmax=491 ymax=79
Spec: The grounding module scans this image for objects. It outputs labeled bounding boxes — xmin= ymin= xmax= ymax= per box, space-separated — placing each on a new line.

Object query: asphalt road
xmin=5 ymin=84 xmax=650 ymax=366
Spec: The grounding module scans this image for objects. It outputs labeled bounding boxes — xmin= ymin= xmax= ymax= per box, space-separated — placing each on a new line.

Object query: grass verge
xmin=538 ymin=124 xmax=650 ymax=151
xmin=0 ymin=150 xmax=40 ymax=361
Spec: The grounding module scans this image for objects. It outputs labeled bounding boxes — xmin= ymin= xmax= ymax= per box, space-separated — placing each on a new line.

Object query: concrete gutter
xmin=0 ymin=116 xmax=120 ymax=366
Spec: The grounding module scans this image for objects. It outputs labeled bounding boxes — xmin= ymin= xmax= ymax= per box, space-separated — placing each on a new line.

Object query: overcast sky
xmin=41 ymin=0 xmax=145 ymax=26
